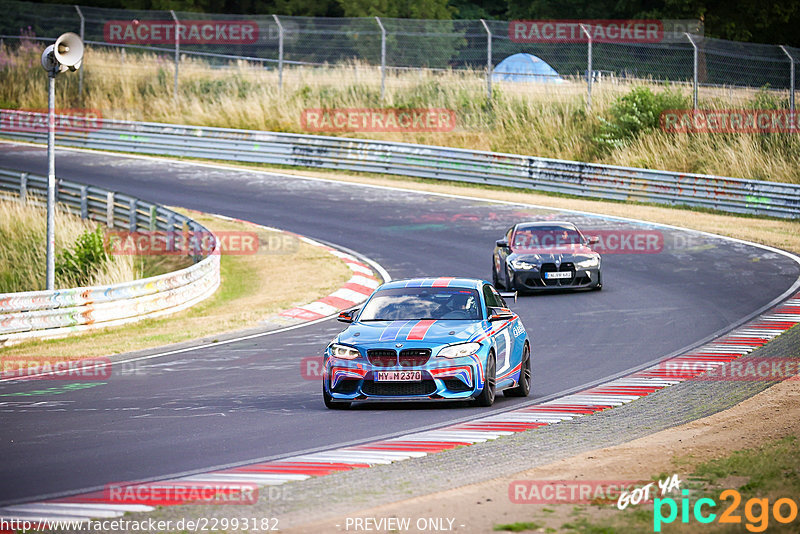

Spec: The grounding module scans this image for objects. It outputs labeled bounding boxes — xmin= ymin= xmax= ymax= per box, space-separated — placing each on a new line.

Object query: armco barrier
xmin=1 ymin=110 xmax=799 ymax=218
xmin=0 ymin=168 xmax=220 ymax=344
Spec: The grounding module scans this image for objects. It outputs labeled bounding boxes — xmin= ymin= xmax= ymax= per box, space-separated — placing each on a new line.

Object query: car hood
xmin=511 ymin=243 xmax=596 ymax=256
xmin=510 ymin=244 xmax=597 ymax=263
xmin=338 ymin=320 xmax=486 ymax=347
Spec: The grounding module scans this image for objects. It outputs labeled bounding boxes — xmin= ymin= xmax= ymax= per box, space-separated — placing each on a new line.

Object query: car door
xmin=483 ymin=284 xmax=515 ymax=378
xmin=495 ymin=226 xmax=514 ymax=287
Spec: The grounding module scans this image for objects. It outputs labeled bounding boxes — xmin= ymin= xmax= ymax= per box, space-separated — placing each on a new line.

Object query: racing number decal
xmin=496 ymin=329 xmax=511 ymax=375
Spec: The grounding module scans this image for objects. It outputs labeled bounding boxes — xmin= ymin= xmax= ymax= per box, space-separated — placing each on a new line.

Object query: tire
xmin=473 ymin=353 xmax=496 ymax=407
xmin=594 ymin=270 xmax=603 ymax=291
xmin=504 ymin=343 xmax=531 ymax=397
xmin=492 ymin=261 xmax=505 ymax=290
xmin=323 ymin=382 xmax=351 ymax=409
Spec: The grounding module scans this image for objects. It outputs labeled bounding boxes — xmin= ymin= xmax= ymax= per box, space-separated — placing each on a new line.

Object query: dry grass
xmin=0 ymin=195 xmax=141 ymax=291
xmin=1 ymin=42 xmax=798 ymax=184
xmin=0 ymin=209 xmax=353 ymax=362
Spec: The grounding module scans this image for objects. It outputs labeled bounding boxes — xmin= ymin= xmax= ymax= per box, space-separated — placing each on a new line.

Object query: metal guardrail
xmin=0 ymin=167 xmax=220 ymax=344
xmin=1 ymin=110 xmax=799 ymax=218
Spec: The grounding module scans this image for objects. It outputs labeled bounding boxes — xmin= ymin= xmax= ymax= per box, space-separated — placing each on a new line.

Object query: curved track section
xmin=0 ymin=143 xmax=798 ymax=506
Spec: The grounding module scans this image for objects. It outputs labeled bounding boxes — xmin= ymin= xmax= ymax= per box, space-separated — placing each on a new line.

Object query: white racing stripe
xmin=329 ymin=288 xmax=370 ymax=303
xmin=177 ymin=474 xmax=309 ymax=484
xmin=1 ymin=504 xmax=126 ymax=519
xmin=0 ymin=512 xmax=92 ymax=523
xmin=349 ymin=275 xmax=381 ymax=288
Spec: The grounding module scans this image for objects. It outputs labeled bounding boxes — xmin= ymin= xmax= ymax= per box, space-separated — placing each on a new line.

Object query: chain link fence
xmin=1 ymin=0 xmax=797 ymax=109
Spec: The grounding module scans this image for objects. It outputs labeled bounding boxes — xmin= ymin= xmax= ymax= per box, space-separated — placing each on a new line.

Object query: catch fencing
xmin=1 ymin=110 xmax=797 ymax=219
xmin=0 ymin=0 xmax=797 ymax=108
xmin=0 ymin=166 xmax=221 ymax=345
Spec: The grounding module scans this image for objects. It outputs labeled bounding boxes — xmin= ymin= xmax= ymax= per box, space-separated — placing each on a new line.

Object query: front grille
xmin=362 ymin=380 xmax=437 ymax=396
xmin=540 ymin=262 xmax=576 ymax=287
xmin=367 ymin=349 xmax=397 ymax=367
xmin=398 ymin=348 xmax=431 ymax=367
xmin=442 ymin=379 xmax=472 ymax=392
xmin=332 ymin=379 xmax=360 ymax=394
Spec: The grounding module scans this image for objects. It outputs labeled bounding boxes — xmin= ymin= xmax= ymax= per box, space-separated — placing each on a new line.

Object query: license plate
xmin=545 ymin=271 xmax=572 ymax=279
xmin=375 ymin=371 xmax=422 ymax=382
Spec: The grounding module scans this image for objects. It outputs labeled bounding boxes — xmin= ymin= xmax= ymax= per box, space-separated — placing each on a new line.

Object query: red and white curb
xmin=277 ymin=239 xmax=381 ymax=323
xmin=2 ymin=294 xmax=797 ymax=527
xmin=202 ymin=212 xmax=383 ymax=325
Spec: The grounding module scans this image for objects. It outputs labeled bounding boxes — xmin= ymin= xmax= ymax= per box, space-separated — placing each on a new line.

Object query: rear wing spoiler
xmin=499 ymin=291 xmax=518 ymax=303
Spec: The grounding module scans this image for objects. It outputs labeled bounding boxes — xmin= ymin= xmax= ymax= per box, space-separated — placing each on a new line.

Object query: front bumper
xmin=324 ymin=357 xmax=484 ymax=402
xmin=509 ymin=265 xmax=601 ymax=291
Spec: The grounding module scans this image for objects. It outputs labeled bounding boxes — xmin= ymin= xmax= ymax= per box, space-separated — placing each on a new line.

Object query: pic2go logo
xmin=654 ymin=489 xmax=799 ymax=532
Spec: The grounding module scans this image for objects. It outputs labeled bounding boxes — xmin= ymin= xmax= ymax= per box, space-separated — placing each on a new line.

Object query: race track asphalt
xmin=1 ymin=143 xmax=797 ymax=504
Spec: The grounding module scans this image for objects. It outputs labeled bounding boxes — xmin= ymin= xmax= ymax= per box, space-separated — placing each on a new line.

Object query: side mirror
xmin=586 ymin=236 xmax=599 ymax=245
xmin=488 ymin=307 xmax=515 ymax=321
xmin=337 ymin=309 xmax=358 ymax=323
xmin=496 ymin=238 xmax=509 ymax=249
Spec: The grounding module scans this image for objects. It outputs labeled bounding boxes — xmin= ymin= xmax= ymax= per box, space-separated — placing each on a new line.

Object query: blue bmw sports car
xmin=323 ymin=277 xmax=531 ymax=409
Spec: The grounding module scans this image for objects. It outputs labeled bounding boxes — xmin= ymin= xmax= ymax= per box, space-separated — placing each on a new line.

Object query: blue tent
xmin=492 ymin=53 xmax=564 ymax=83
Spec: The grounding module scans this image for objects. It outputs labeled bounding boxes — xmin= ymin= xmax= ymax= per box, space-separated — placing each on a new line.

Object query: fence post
xmin=106 ymin=191 xmax=115 ymax=228
xmin=273 ymin=15 xmax=284 ymax=93
xmin=129 ymin=198 xmax=138 ymax=232
xmin=685 ymin=33 xmax=698 ymax=111
xmin=166 ymin=212 xmax=175 ymax=252
xmin=580 ymin=24 xmax=592 ymax=112
xmin=480 ymin=19 xmax=492 ymax=102
xmin=74 ymin=5 xmax=85 ymax=97
xmin=375 ymin=16 xmax=386 ymax=101
xmin=170 ymin=10 xmax=180 ymax=100
xmin=780 ymin=45 xmax=795 ymax=113
xmin=80 ymin=185 xmax=88 ymax=219
xmin=19 ymin=172 xmax=28 ymax=205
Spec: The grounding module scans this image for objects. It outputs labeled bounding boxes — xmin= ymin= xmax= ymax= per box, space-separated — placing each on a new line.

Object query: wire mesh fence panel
xmin=278 ymin=17 xmax=382 ymax=66
xmin=0 ymin=0 xmax=80 ymax=40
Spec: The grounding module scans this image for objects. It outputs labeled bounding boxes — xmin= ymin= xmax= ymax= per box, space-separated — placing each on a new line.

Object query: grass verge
xmin=0 ymin=209 xmax=353 ymax=363
xmin=514 ymin=435 xmax=800 ymax=533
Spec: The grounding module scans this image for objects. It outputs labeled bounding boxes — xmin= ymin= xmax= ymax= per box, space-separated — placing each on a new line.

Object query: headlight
xmin=438 ymin=342 xmax=481 ymax=359
xmin=510 ymin=259 xmax=538 ymax=270
xmin=329 ymin=343 xmax=360 ymax=360
xmin=575 ymin=256 xmax=600 ymax=268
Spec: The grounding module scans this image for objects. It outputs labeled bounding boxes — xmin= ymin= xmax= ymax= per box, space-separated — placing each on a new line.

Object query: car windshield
xmin=359 ymin=287 xmax=482 ymax=321
xmin=512 ymin=225 xmax=582 ymax=250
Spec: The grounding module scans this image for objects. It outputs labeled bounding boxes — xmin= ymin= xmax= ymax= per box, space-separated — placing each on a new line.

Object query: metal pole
xmin=375 ymin=16 xmax=386 ymax=101
xmin=46 ymin=75 xmax=56 ymax=290
xmin=170 ymin=10 xmax=179 ymax=100
xmin=686 ymin=33 xmax=698 ymax=111
xmin=273 ymin=15 xmax=284 ymax=93
xmin=580 ymin=24 xmax=592 ymax=112
xmin=75 ymin=5 xmax=84 ymax=97
xmin=480 ymin=19 xmax=492 ymax=102
xmin=780 ymin=45 xmax=795 ymax=113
